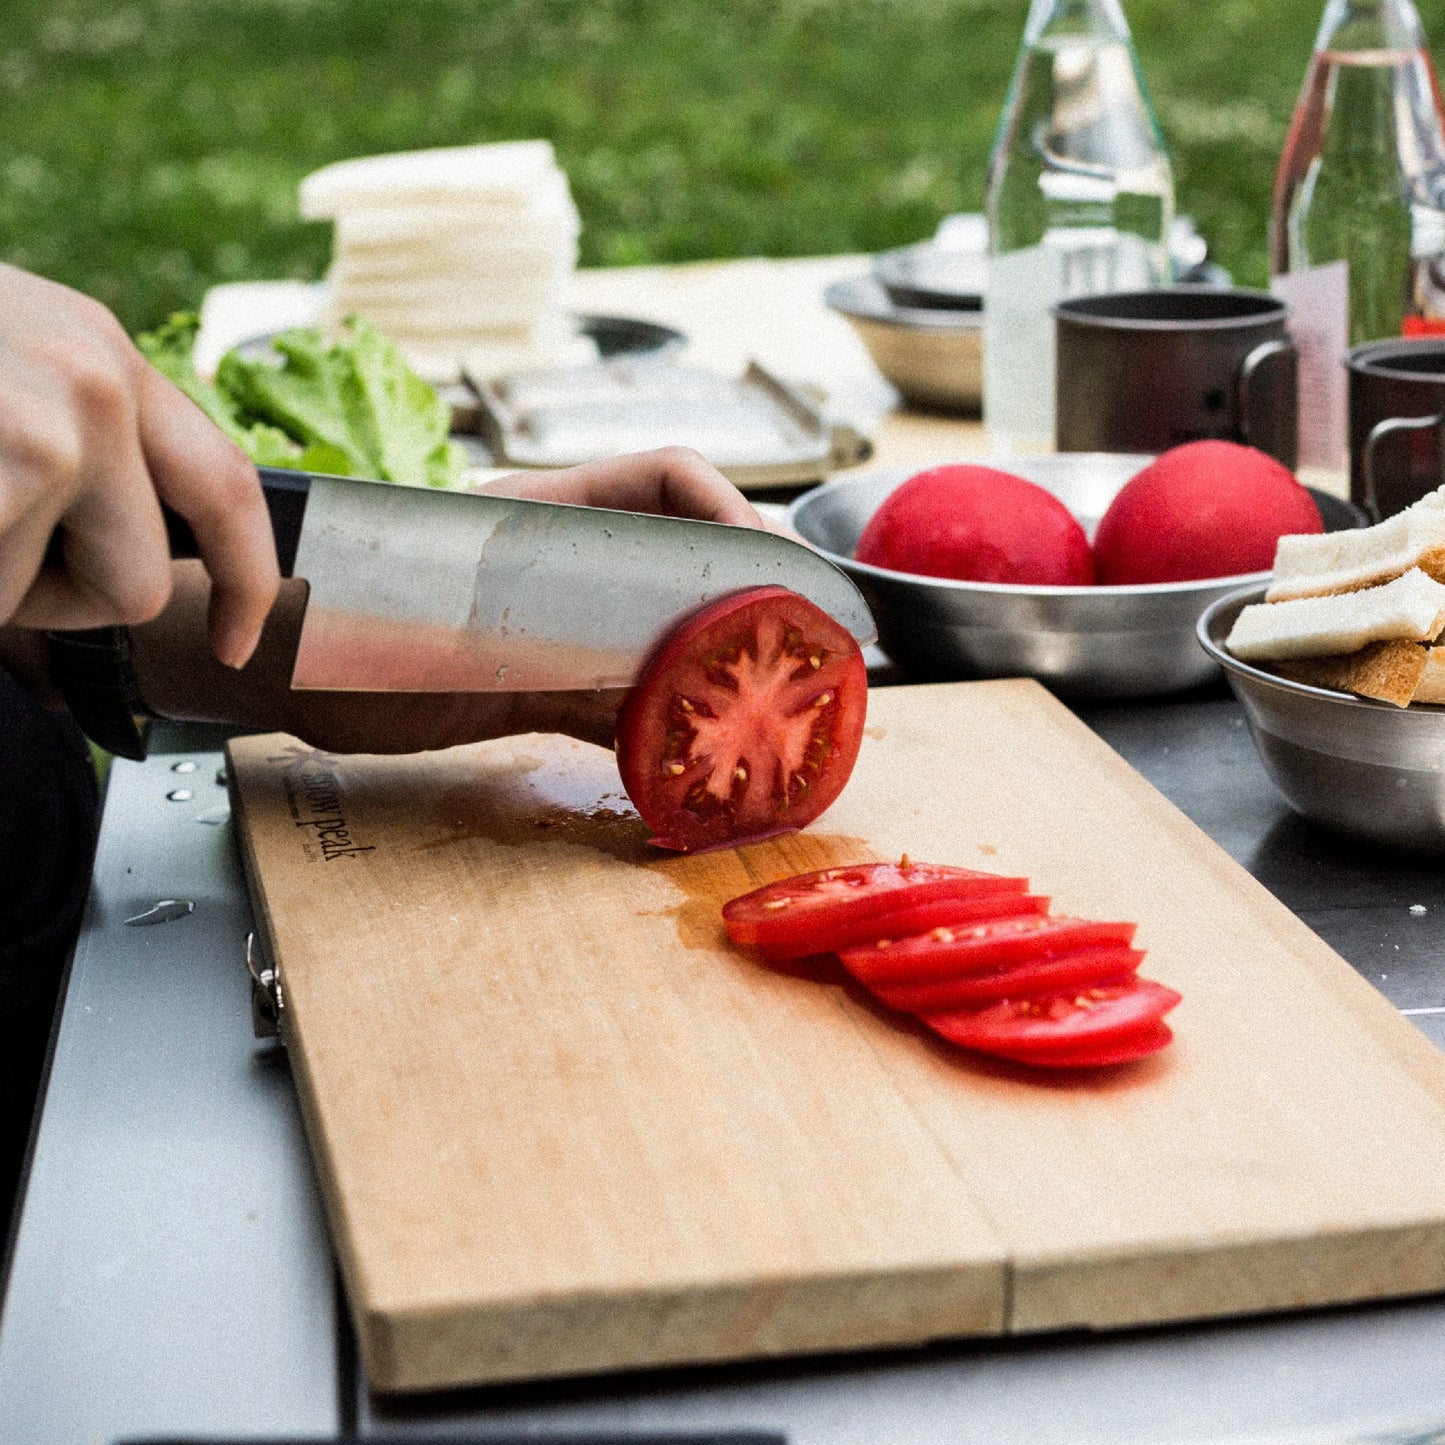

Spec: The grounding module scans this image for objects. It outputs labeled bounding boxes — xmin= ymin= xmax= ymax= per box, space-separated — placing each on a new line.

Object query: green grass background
xmin=2 ymin=0 xmax=1443 ymax=335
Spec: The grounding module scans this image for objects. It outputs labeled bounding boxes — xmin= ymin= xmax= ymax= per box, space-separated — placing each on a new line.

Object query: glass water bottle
xmin=983 ymin=0 xmax=1174 ymax=452
xmin=1270 ymin=0 xmax=1445 ymax=466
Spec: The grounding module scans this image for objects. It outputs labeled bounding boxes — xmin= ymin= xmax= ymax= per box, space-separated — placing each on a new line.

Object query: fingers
xmin=476 ymin=447 xmax=767 ymax=529
xmin=0 ymin=342 xmax=175 ymax=632
xmin=0 ymin=268 xmax=277 ymax=663
xmin=134 ymin=361 xmax=280 ymax=667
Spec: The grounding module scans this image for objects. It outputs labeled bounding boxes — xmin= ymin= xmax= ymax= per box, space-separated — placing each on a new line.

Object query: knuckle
xmin=652 ymin=444 xmax=709 ymax=474
xmin=175 ymin=440 xmax=262 ymax=533
xmin=62 ymin=340 xmax=135 ymax=427
xmin=110 ymin=566 xmax=173 ymax=626
xmin=0 ymin=407 xmax=84 ymax=491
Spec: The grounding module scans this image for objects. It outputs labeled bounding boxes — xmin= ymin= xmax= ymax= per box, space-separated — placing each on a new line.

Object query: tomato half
xmin=723 ymin=860 xmax=1035 ymax=958
xmin=922 ymin=979 xmax=1181 ymax=1065
xmin=615 ymin=586 xmax=867 ymax=853
xmin=839 ymin=915 xmax=1138 ymax=986
xmin=868 ymin=946 xmax=1143 ymax=1012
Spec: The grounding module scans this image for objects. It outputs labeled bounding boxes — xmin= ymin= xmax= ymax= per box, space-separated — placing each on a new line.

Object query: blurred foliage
xmin=0 ymin=0 xmax=1442 ymax=332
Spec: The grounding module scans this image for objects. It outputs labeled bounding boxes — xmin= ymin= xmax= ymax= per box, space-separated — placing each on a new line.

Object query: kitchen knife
xmin=166 ymin=466 xmax=876 ymax=692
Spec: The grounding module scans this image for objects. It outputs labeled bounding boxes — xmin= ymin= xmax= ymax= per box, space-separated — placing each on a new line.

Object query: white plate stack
xmin=299 ymin=140 xmax=595 ymax=383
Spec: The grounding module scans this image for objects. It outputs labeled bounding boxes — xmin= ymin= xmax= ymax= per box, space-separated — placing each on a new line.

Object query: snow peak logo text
xmin=281 ymin=763 xmax=375 ymax=863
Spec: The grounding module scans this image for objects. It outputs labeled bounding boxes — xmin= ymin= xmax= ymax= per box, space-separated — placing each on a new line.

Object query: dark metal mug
xmin=1053 ymin=288 xmax=1298 ymax=468
xmin=1347 ymin=339 xmax=1445 ymax=520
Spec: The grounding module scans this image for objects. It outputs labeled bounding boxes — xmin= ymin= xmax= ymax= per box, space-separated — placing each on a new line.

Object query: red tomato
xmin=923 ymin=979 xmax=1181 ymax=1065
xmin=722 ymin=860 xmax=1035 ymax=958
xmin=854 ymin=465 xmax=1095 ymax=586
xmin=839 ymin=914 xmax=1138 ymax=986
xmin=867 ymin=946 xmax=1143 ymax=1012
xmin=615 ymin=587 xmax=867 ymax=853
xmin=1014 ymin=1021 xmax=1175 ymax=1069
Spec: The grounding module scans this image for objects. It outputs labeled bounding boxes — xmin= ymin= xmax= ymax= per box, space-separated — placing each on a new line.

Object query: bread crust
xmin=1271 ymin=640 xmax=1428 ymax=708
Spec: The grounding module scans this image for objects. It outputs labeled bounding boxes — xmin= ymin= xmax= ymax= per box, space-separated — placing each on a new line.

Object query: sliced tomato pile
xmin=616 ymin=586 xmax=867 ymax=854
xmin=722 ymin=858 xmax=1179 ymax=1070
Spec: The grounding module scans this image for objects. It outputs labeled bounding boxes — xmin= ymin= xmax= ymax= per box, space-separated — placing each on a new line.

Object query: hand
xmin=131 ymin=450 xmax=776 ymax=754
xmin=129 ymin=564 xmax=625 ymax=753
xmin=0 ymin=264 xmax=279 ymax=666
xmin=471 ymin=446 xmax=769 ymax=528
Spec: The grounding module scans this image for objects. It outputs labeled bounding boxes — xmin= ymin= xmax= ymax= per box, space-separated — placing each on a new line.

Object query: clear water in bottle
xmin=1272 ymin=42 xmax=1445 ymax=343
xmin=984 ymin=0 xmax=1173 ymax=451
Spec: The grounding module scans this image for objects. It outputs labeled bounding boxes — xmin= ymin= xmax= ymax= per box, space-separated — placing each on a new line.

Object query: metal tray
xmin=467 ymin=357 xmax=871 ymax=490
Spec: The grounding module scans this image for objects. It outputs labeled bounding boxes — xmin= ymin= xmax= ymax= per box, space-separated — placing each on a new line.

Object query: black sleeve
xmin=0 ymin=666 xmax=100 ymax=1233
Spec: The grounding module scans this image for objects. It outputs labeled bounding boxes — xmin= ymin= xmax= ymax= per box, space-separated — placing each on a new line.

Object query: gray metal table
xmin=4 ymin=697 xmax=1445 ymax=1445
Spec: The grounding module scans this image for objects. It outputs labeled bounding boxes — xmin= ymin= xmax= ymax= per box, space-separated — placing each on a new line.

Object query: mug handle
xmin=1363 ymin=413 xmax=1445 ymax=522
xmin=1236 ymin=339 xmax=1299 ymax=469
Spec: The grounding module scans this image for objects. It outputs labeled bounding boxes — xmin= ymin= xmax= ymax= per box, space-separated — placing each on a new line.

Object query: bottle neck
xmin=1024 ymin=0 xmax=1133 ymax=46
xmin=1313 ymin=0 xmax=1425 ymax=54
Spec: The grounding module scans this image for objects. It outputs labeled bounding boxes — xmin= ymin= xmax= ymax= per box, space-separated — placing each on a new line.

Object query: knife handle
xmin=162 ymin=465 xmax=312 ymax=577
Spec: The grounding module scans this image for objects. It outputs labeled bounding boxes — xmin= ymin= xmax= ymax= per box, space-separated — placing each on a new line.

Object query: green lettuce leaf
xmin=137 ymin=313 xmax=307 ymax=467
xmin=136 ymin=311 xmax=465 ymax=488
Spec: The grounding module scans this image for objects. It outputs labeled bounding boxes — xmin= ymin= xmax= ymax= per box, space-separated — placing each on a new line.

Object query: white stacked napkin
xmin=299 ymin=140 xmax=594 ymax=382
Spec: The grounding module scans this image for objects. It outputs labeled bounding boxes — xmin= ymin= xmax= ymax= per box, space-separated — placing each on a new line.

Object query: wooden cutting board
xmin=228 ymin=680 xmax=1445 ymax=1395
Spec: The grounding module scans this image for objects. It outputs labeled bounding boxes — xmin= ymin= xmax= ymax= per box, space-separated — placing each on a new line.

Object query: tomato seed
xmin=734 ymin=766 xmax=748 ymax=783
xmin=665 ymin=762 xmax=686 ymax=776
xmin=814 ymin=692 xmax=832 ymax=708
xmin=930 ymin=927 xmax=955 ymax=942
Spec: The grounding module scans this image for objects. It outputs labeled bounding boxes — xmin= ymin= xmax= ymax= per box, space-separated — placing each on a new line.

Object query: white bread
xmin=299 ymin=140 xmax=561 ymax=218
xmin=1226 ymin=566 xmax=1445 ymax=662
xmin=300 ymin=140 xmax=584 ymax=377
xmin=1267 ymin=485 xmax=1445 ymax=601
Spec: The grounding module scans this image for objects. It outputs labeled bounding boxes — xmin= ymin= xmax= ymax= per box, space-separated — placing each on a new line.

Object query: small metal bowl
xmin=824 ymin=274 xmax=982 ymax=414
xmin=787 ymin=455 xmax=1366 ymax=702
xmin=1199 ymin=586 xmax=1445 ymax=851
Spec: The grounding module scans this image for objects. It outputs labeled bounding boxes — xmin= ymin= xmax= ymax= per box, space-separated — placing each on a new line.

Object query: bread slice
xmin=1413 ymin=646 xmax=1445 ymax=704
xmin=299 ymin=140 xmax=561 ymax=218
xmin=1271 ymin=640 xmax=1427 ymax=707
xmin=1226 ymin=566 xmax=1445 ymax=662
xmin=1267 ymin=485 xmax=1445 ymax=601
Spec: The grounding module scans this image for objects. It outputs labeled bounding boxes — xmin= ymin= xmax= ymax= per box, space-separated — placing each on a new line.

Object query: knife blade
xmin=166 ymin=466 xmax=876 ymax=692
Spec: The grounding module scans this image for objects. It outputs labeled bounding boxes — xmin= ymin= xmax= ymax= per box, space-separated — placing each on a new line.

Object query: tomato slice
xmin=868 ymin=946 xmax=1143 ymax=1012
xmin=723 ymin=860 xmax=1034 ymax=958
xmin=922 ymin=979 xmax=1181 ymax=1063
xmin=754 ymin=892 xmax=1050 ymax=962
xmin=615 ymin=586 xmax=867 ymax=853
xmin=1005 ymin=1021 xmax=1175 ymax=1069
xmin=839 ymin=914 xmax=1138 ymax=986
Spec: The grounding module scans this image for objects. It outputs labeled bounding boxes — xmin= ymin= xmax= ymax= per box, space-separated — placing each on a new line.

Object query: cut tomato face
xmin=839 ymin=915 xmax=1138 ymax=987
xmin=615 ymin=586 xmax=868 ymax=853
xmin=723 ymin=860 xmax=1035 ymax=958
xmin=868 ymin=946 xmax=1143 ymax=1013
xmin=922 ymin=979 xmax=1181 ymax=1065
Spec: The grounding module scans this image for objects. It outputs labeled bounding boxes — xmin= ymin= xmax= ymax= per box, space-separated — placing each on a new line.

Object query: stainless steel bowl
xmin=1200 ymin=585 xmax=1445 ymax=851
xmin=787 ymin=455 xmax=1366 ymax=702
xmin=823 ymin=275 xmax=982 ymax=413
